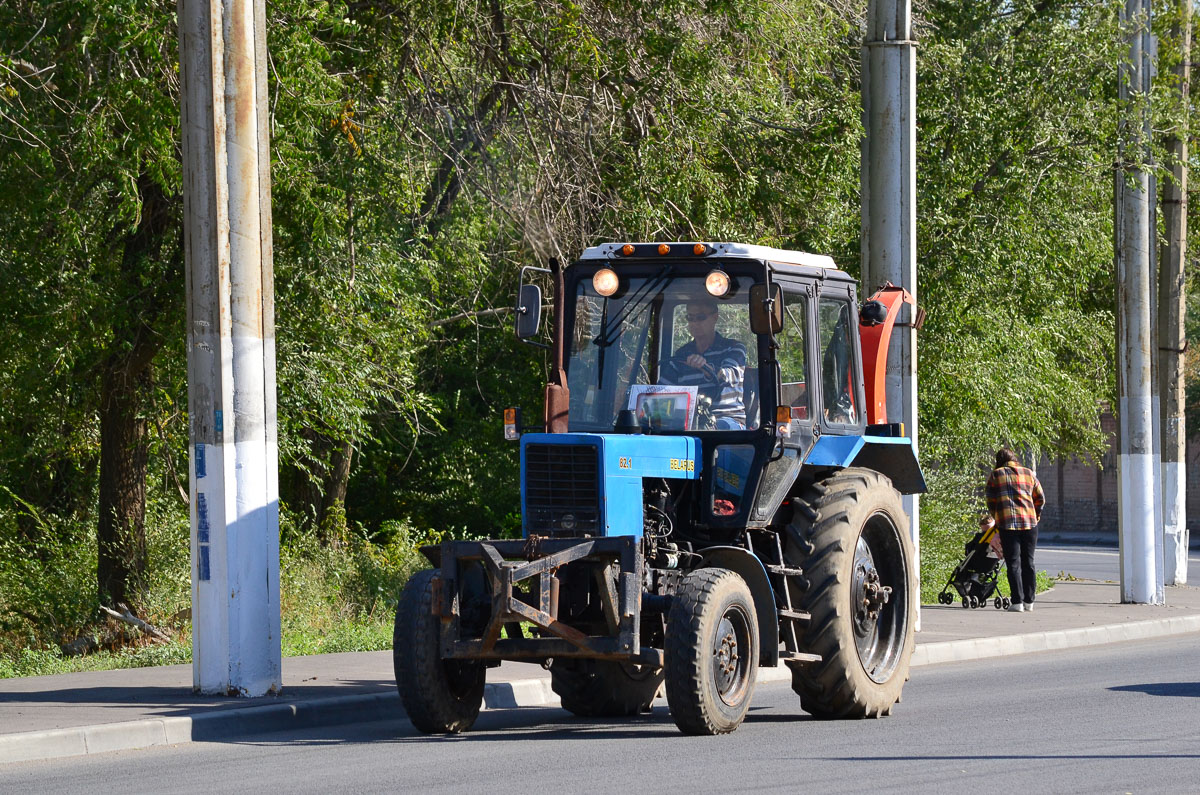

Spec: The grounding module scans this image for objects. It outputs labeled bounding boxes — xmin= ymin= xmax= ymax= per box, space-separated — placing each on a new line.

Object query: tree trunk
xmin=97 ymin=356 xmax=152 ymax=607
xmin=96 ymin=173 xmax=175 ymax=608
xmin=319 ymin=439 xmax=354 ymax=541
xmin=290 ymin=432 xmax=354 ymax=544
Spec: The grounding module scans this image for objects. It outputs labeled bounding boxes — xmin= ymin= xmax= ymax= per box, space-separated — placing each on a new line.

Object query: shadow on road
xmin=217 ymin=701 xmax=822 ymax=748
xmin=1109 ymin=682 xmax=1200 ymax=698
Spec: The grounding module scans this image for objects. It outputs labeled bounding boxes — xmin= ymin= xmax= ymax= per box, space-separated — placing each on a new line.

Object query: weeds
xmin=0 ymin=504 xmax=433 ymax=678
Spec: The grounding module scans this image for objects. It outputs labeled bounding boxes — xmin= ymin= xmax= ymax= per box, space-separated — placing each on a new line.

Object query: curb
xmin=912 ymin=614 xmax=1200 ymax=666
xmin=4 ymin=614 xmax=1200 ymax=766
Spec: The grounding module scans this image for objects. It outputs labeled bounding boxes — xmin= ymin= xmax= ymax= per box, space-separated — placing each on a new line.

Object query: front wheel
xmin=785 ymin=468 xmax=915 ymax=719
xmin=664 ymin=568 xmax=759 ymax=735
xmin=393 ymin=569 xmax=486 ymax=733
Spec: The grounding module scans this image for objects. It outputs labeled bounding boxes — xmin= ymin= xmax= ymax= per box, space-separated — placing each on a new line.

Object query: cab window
xmin=777 ymin=293 xmax=809 ymax=423
xmin=819 ymin=297 xmax=857 ymax=425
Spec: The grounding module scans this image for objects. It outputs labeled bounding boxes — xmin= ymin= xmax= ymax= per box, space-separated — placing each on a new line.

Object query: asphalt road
xmin=4 ymin=634 xmax=1200 ymax=794
xmin=1039 ymin=543 xmax=1200 ymax=583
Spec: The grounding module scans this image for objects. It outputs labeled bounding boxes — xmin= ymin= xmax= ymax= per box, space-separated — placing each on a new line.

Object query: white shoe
xmin=1006 ymin=603 xmax=1025 ymax=612
xmin=1025 ymin=603 xmax=1034 ymax=612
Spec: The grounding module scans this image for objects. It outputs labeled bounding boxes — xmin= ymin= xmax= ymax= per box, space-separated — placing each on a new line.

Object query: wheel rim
xmin=851 ymin=511 xmax=910 ymax=684
xmin=711 ymin=605 xmax=752 ymax=706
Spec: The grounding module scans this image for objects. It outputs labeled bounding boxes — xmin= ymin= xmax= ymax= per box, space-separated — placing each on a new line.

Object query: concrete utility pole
xmin=1116 ymin=0 xmax=1164 ymax=604
xmin=179 ymin=0 xmax=282 ymax=694
xmin=1160 ymin=0 xmax=1190 ymax=586
xmin=862 ymin=0 xmax=919 ymax=588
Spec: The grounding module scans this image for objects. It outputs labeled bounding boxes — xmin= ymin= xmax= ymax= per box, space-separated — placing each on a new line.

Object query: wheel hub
xmin=852 ymin=537 xmax=893 ymax=637
xmin=709 ymin=607 xmax=753 ymax=708
xmin=713 ymin=617 xmax=740 ymax=692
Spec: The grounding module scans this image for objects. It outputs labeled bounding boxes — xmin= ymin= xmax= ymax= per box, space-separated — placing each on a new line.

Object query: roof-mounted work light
xmin=593 ymin=268 xmax=619 ymax=297
xmin=705 ymin=269 xmax=731 ymax=297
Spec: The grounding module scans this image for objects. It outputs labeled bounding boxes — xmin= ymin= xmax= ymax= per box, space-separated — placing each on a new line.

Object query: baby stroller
xmin=936 ymin=523 xmax=1012 ymax=609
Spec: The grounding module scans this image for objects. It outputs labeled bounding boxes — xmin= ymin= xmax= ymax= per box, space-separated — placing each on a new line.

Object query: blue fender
xmin=697 ymin=546 xmax=780 ymax=667
xmin=804 ymin=434 xmax=926 ymax=495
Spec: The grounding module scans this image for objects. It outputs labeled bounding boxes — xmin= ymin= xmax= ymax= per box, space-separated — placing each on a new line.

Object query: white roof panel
xmin=578 ymin=241 xmax=837 ymax=270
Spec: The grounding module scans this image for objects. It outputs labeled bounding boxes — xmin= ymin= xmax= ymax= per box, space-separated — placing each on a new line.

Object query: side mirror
xmin=860 ymin=299 xmax=887 ymax=327
xmin=749 ymin=283 xmax=784 ymax=335
xmin=515 ymin=283 xmax=542 ymax=339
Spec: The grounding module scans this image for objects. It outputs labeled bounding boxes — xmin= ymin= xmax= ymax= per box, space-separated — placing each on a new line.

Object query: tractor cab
xmin=516 ymin=242 xmax=921 ymax=536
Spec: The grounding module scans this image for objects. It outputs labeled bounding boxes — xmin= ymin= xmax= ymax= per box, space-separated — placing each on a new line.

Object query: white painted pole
xmin=863 ymin=0 xmax=919 ymax=603
xmin=180 ymin=0 xmax=282 ymax=694
xmin=1116 ymin=0 xmax=1163 ymax=604
xmin=1160 ymin=0 xmax=1189 ymax=586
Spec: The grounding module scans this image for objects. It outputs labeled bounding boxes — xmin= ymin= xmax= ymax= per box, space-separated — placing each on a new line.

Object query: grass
xmin=0 ymin=505 xmax=433 ymax=679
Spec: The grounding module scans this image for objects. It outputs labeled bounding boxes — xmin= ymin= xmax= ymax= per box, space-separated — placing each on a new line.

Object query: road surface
xmin=1039 ymin=543 xmax=1200 ymax=583
xmin=4 ymin=634 xmax=1199 ymax=794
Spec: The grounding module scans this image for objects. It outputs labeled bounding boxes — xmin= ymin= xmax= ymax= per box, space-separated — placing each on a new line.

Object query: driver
xmin=659 ymin=298 xmax=747 ymax=429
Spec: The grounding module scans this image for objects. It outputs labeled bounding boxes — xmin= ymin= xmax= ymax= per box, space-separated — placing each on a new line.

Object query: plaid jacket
xmin=986 ymin=463 xmax=1045 ymax=531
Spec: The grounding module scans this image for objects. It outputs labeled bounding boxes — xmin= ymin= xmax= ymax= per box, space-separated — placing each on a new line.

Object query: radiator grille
xmin=524 ymin=443 xmax=601 ymax=536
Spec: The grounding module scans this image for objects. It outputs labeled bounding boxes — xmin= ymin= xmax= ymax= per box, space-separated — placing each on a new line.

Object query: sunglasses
xmin=686 ymin=312 xmax=712 ymax=322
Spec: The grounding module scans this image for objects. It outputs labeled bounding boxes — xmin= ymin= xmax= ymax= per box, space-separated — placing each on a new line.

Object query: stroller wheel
xmin=961 ymin=597 xmax=969 ymax=609
xmin=939 ymin=592 xmax=952 ymax=605
xmin=1002 ymin=597 xmax=1012 ymax=609
xmin=994 ymin=597 xmax=1002 ymax=610
xmin=969 ymin=596 xmax=979 ymax=609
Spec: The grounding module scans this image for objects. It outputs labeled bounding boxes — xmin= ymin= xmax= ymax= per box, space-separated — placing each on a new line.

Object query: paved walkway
xmin=3 ymin=579 xmax=1200 ymax=765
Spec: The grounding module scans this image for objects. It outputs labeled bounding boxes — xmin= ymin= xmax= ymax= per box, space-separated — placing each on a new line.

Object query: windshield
xmin=566 ymin=272 xmax=760 ymax=433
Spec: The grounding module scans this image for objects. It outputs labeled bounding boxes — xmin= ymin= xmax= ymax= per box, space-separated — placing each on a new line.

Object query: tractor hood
xmin=520 ymin=433 xmax=700 ymax=539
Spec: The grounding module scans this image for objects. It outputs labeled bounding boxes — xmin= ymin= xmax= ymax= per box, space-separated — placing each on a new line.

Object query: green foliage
xmin=0 ymin=641 xmax=193 ymax=680
xmin=0 ymin=0 xmax=1192 ymax=667
xmin=0 ymin=492 xmax=101 ymax=649
xmin=0 ymin=506 xmax=432 ymax=677
xmin=917 ymin=0 xmax=1121 ymax=469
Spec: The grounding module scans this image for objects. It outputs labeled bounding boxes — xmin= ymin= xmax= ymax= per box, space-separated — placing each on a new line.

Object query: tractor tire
xmin=393 ymin=569 xmax=486 ymax=733
xmin=784 ymin=467 xmax=915 ymax=719
xmin=664 ymin=568 xmax=759 ymax=735
xmin=550 ymin=659 xmax=663 ymax=717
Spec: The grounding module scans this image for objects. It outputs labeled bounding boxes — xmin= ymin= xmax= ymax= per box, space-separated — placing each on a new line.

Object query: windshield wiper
xmin=593 ymin=263 xmax=674 ymax=348
xmin=593 ymin=263 xmax=673 ymax=392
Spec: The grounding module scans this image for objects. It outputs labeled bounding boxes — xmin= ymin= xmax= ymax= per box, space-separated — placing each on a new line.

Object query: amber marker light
xmin=775 ymin=405 xmax=792 ymax=439
xmin=657 ymin=243 xmax=670 ymax=255
xmin=693 ymin=243 xmax=707 ymax=255
xmin=621 ymin=243 xmax=635 ymax=256
xmin=705 ymin=269 xmax=731 ymax=297
xmin=593 ymin=268 xmax=619 ymax=296
xmin=503 ymin=407 xmax=521 ymax=441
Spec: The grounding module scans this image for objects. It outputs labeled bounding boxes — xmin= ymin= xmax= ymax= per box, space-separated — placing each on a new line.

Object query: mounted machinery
xmin=393 ymin=242 xmax=926 ymax=735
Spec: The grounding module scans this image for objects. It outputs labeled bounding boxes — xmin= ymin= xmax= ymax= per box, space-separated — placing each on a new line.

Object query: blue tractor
xmin=394 ymin=242 xmax=926 ymax=735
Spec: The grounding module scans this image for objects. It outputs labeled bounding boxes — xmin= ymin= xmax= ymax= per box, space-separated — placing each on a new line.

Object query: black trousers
xmin=999 ymin=528 xmax=1038 ymax=605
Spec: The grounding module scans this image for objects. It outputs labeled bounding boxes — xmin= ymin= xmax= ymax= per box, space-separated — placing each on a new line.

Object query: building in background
xmin=1036 ymin=411 xmax=1200 ymax=542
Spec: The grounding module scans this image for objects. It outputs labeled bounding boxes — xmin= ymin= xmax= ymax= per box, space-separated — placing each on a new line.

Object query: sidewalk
xmin=3 ymin=579 xmax=1200 ymax=765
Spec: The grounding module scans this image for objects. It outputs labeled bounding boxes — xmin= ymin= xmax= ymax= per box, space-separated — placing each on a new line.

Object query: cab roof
xmin=577 ymin=241 xmax=839 ymax=271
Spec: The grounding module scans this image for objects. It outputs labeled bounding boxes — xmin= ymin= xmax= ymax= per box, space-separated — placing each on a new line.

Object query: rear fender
xmin=697 ymin=546 xmax=780 ymax=667
xmin=802 ymin=434 xmax=927 ymax=495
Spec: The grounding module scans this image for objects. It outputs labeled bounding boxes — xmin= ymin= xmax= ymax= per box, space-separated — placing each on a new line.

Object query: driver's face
xmin=686 ymin=306 xmax=717 ymax=333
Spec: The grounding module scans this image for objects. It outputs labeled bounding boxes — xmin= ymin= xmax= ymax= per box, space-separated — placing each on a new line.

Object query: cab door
xmin=749 ymin=283 xmax=817 ymax=525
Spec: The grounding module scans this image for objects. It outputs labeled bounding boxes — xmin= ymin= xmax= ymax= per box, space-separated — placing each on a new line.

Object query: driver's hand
xmin=686 ymin=354 xmax=708 ymax=371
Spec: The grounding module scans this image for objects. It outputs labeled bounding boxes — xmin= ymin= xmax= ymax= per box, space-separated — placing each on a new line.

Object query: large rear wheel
xmin=664 ymin=568 xmax=759 ymax=735
xmin=550 ymin=659 xmax=663 ymax=717
xmin=393 ymin=569 xmax=486 ymax=733
xmin=785 ymin=468 xmax=915 ymax=718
